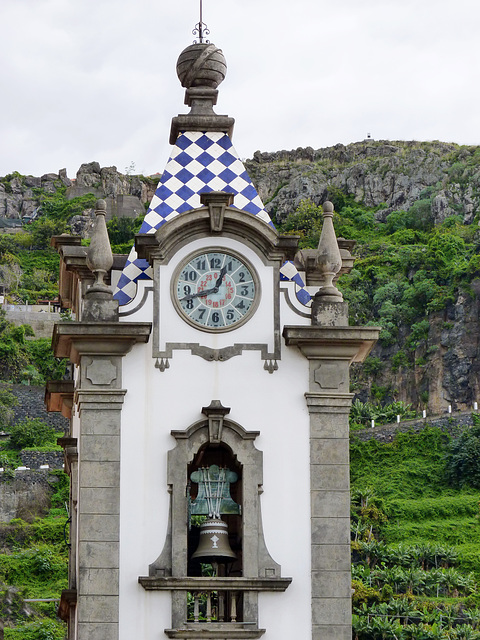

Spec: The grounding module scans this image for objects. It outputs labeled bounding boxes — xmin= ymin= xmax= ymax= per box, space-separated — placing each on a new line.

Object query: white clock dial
xmin=172 ymin=250 xmax=260 ymax=331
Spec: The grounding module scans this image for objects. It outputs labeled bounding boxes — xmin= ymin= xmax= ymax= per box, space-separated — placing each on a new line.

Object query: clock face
xmin=172 ymin=249 xmax=260 ymax=332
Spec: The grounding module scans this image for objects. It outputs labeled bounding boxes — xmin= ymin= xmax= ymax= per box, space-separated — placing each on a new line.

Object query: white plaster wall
xmin=118 ymin=258 xmax=313 ymax=639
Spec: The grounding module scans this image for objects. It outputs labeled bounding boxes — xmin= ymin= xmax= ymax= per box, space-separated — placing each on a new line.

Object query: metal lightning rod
xmin=193 ymin=0 xmax=210 ymax=43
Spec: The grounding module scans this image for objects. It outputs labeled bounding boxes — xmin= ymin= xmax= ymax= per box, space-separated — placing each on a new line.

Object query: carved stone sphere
xmin=176 ymin=43 xmax=227 ymax=89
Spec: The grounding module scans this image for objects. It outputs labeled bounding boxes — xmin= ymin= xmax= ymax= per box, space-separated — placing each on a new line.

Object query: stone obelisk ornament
xmin=84 ymin=199 xmax=118 ymax=321
xmin=86 ymin=199 xmax=113 ymax=293
xmin=315 ymin=201 xmax=343 ymax=301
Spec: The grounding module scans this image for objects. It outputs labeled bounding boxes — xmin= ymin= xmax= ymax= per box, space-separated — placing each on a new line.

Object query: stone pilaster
xmin=52 ymin=322 xmax=151 ymax=640
xmin=283 ymin=325 xmax=379 ymax=640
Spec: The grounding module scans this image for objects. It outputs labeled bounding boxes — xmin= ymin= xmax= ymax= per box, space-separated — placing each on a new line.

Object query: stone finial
xmin=170 ymin=42 xmax=234 ymax=143
xmin=177 ymin=43 xmax=227 ymax=90
xmin=86 ymin=199 xmax=113 ymax=295
xmin=315 ymin=201 xmax=343 ymax=301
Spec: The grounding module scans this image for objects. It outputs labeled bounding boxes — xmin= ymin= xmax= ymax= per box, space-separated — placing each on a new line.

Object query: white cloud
xmin=1 ymin=0 xmax=479 ymax=178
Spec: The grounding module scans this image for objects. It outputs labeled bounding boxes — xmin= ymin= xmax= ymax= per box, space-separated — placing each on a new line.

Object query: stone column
xmin=76 ymin=363 xmax=125 ymax=640
xmin=283 ymin=325 xmax=379 ymax=640
xmin=53 ymin=323 xmax=151 ymax=640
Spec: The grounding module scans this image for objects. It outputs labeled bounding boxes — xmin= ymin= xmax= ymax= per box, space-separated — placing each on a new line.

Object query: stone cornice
xmin=52 ymin=322 xmax=152 ymax=364
xmin=135 ymin=207 xmax=288 ymax=266
xmin=283 ymin=325 xmax=380 ymax=363
xmin=165 ymin=627 xmax=265 ymax=639
xmin=170 ymin=114 xmax=235 ymax=144
xmin=138 ymin=576 xmax=292 ymax=591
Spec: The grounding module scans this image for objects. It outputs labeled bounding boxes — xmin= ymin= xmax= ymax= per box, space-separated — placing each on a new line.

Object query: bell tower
xmin=51 ymin=25 xmax=379 ymax=640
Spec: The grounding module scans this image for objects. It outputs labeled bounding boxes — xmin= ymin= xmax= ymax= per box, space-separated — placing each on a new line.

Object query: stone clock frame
xmin=135 ymin=191 xmax=298 ymax=373
xmin=170 ymin=246 xmax=261 ymax=332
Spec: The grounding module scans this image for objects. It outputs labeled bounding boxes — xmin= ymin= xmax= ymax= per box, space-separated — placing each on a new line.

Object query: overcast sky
xmin=1 ymin=0 xmax=479 ymax=179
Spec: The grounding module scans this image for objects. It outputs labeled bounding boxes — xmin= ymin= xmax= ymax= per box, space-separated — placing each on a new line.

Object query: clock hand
xmin=180 ymin=268 xmax=227 ymax=301
xmin=214 ymin=266 xmax=227 ymax=290
xmin=179 ymin=287 xmax=216 ymax=302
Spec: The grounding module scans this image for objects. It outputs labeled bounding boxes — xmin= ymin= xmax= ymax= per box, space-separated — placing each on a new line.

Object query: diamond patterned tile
xmin=114 ymin=131 xmax=311 ymax=306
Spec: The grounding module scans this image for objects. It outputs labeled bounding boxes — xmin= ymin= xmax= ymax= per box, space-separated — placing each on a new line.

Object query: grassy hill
xmin=351 ymin=421 xmax=480 ymax=639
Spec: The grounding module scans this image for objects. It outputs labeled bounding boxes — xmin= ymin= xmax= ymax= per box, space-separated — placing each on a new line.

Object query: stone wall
xmin=19 ymin=450 xmax=63 ymax=469
xmin=11 ymin=384 xmax=68 ymax=431
xmin=0 ymin=470 xmax=54 ymax=522
xmin=5 ymin=308 xmax=61 ymax=339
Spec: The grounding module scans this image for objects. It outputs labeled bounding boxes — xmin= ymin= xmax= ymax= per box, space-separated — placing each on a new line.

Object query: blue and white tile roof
xmin=114 ymin=130 xmax=311 ymax=306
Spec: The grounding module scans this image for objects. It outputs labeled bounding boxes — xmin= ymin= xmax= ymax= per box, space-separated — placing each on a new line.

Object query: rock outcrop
xmin=245 ymin=140 xmax=479 ymax=225
xmin=0 ymin=164 xmax=160 ymax=233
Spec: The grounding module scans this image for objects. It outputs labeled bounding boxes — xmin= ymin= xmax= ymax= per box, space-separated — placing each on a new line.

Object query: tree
xmin=446 ymin=421 xmax=480 ymax=488
xmin=0 ymin=253 xmax=23 ymax=295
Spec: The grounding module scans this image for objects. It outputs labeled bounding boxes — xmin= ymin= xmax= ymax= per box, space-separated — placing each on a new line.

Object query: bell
xmin=191 ymin=517 xmax=236 ymax=563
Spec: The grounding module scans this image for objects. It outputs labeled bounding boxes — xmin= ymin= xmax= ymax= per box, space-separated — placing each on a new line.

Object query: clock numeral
xmin=238 ymin=271 xmax=245 ymax=283
xmin=211 ymin=311 xmax=220 ymax=324
xmin=184 ymin=270 xmax=197 ymax=282
xmin=198 ymin=309 xmax=206 ymax=320
xmin=196 ymin=259 xmax=206 ymax=270
xmin=235 ymin=300 xmax=246 ymax=310
xmin=210 ymin=257 xmax=222 ymax=269
xmin=226 ymin=310 xmax=235 ymax=321
xmin=186 ymin=299 xmax=194 ymax=310
xmin=183 ymin=285 xmax=191 ymax=295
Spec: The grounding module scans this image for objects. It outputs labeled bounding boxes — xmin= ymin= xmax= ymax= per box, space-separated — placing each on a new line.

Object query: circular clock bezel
xmin=171 ymin=247 xmax=261 ymax=333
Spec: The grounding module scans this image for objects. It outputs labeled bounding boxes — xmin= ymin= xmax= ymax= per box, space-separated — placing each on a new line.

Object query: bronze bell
xmin=191 ymin=518 xmax=236 ymax=563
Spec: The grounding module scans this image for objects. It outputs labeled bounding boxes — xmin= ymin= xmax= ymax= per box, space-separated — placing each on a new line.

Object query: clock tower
xmin=51 ymin=38 xmax=378 ymax=640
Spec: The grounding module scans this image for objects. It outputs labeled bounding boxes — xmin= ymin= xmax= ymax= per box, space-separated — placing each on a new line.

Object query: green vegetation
xmin=0 ymin=311 xmax=66 ymax=384
xmin=107 ymin=213 xmax=145 ymax=253
xmin=350 ymin=399 xmax=417 ymax=430
xmin=351 ymin=422 xmax=480 ymax=638
xmin=0 ymin=185 xmax=97 ymax=303
xmin=0 ymin=410 xmax=68 ymax=638
xmin=7 ymin=418 xmax=57 ymax=450
xmin=278 ymin=193 xmax=479 ymax=356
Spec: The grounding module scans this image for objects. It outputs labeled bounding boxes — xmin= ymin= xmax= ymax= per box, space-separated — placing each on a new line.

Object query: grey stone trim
xmin=145 ymin=410 xmax=290 ymax=634
xmin=311 ymin=598 xmax=352 ymax=625
xmin=170 ymin=114 xmax=235 ymax=144
xmin=285 ymin=324 xmax=380 ymax=639
xmin=280 ymin=286 xmax=311 ymax=319
xmin=76 ymin=623 xmax=118 ymax=640
xmin=118 ymin=286 xmax=154 ymax=317
xmin=139 ymin=577 xmax=291 ymax=591
xmin=136 ymin=206 xmax=282 ymax=268
xmin=153 ymin=342 xmax=280 ymax=370
xmin=312 ymin=625 xmax=352 ymax=640
xmin=165 ymin=627 xmax=265 ymax=639
xmin=283 ymin=325 xmax=380 ymax=363
xmin=52 ymin=321 xmax=152 ymax=364
xmin=77 ymin=595 xmax=119 ymax=623
xmin=142 ymin=203 xmax=288 ymax=373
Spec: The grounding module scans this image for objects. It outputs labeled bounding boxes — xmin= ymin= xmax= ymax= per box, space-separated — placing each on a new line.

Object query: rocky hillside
xmin=2 ymin=140 xmax=480 ymax=414
xmin=246 ymin=140 xmax=479 ymax=224
xmin=0 ymin=162 xmax=158 ymax=234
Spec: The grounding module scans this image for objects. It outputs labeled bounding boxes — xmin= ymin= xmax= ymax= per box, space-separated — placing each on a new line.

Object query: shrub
xmin=7 ymin=418 xmax=56 ymax=450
